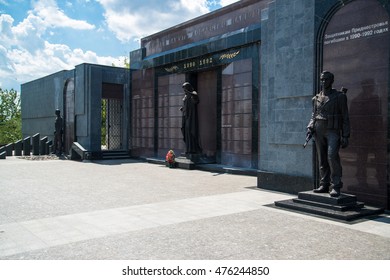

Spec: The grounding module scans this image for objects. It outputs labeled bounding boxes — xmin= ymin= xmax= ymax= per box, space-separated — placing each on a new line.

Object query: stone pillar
xmin=23 ymin=136 xmax=31 ymax=156
xmin=40 ymin=136 xmax=48 ymax=155
xmin=32 ymin=133 xmax=40 ymax=156
xmin=0 ymin=146 xmax=6 ymax=159
xmin=14 ymin=140 xmax=22 ymax=156
xmin=47 ymin=140 xmax=52 ymax=155
xmin=5 ymin=143 xmax=14 ymax=156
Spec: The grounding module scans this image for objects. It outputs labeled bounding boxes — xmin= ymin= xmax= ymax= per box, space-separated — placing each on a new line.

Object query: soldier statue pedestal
xmin=274 ymin=190 xmax=384 ymax=221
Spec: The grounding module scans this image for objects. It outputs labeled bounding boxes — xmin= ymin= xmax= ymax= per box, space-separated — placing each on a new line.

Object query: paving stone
xmin=0 ymin=158 xmax=388 ymax=260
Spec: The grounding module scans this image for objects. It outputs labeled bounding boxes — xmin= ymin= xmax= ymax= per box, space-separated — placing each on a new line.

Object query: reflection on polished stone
xmin=323 ymin=0 xmax=389 ymax=208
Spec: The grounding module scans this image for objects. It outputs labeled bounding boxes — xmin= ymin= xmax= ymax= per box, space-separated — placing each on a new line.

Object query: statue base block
xmin=274 ymin=190 xmax=384 ymax=222
xmin=175 ymin=157 xmax=196 ymax=170
xmin=176 ymin=153 xmax=216 ymax=170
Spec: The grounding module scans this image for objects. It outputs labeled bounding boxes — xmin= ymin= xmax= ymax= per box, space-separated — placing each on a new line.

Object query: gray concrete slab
xmin=0 ymin=157 xmax=389 ymax=260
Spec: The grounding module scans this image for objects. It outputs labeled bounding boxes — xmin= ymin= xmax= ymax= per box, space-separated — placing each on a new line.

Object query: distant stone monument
xmin=32 ymin=133 xmax=40 ymax=156
xmin=14 ymin=140 xmax=22 ymax=156
xmin=53 ymin=109 xmax=63 ymax=155
xmin=40 ymin=136 xmax=48 ymax=155
xmin=306 ymin=71 xmax=350 ymax=197
xmin=180 ymin=82 xmax=201 ymax=156
xmin=23 ymin=136 xmax=31 ymax=156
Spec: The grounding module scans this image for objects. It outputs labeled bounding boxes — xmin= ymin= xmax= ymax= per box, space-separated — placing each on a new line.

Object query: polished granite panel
xmin=131 ymin=69 xmax=156 ymax=157
xmin=156 ymin=74 xmax=186 ymax=158
xmin=221 ymin=59 xmax=253 ymax=167
xmin=322 ymin=0 xmax=389 ymax=208
xmin=197 ymin=70 xmax=218 ymax=158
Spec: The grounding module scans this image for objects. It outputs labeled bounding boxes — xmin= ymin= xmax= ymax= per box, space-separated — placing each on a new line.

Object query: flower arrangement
xmin=165 ymin=149 xmax=176 ymax=168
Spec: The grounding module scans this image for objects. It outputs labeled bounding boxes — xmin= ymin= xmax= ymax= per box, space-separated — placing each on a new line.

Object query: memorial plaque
xmin=322 ymin=0 xmax=389 ymax=207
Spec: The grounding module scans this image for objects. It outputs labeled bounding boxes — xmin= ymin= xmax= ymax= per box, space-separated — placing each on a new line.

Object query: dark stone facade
xmin=21 ymin=64 xmax=130 ymax=154
xmin=130 ymin=0 xmax=263 ymax=168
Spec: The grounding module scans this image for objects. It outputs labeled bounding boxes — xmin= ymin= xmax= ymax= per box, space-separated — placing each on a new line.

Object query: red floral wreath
xmin=166 ymin=150 xmax=176 ymax=167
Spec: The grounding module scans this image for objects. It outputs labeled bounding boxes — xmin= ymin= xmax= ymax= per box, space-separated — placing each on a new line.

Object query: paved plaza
xmin=0 ymin=157 xmax=389 ymax=260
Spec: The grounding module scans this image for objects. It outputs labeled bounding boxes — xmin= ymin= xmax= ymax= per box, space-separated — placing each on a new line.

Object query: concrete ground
xmin=0 ymin=157 xmax=389 ymax=260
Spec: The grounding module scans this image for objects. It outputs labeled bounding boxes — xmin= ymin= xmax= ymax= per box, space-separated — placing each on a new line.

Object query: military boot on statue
xmin=313 ymin=184 xmax=329 ymax=193
xmin=329 ymin=183 xmax=342 ymax=197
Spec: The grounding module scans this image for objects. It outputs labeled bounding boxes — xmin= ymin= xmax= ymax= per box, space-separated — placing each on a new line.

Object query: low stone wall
xmin=0 ymin=133 xmax=53 ymax=159
xmin=257 ymin=171 xmax=313 ymax=194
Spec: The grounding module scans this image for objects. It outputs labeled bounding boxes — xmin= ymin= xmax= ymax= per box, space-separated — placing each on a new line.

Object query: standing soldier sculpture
xmin=180 ymin=82 xmax=201 ymax=155
xmin=306 ymin=71 xmax=350 ymax=197
xmin=54 ymin=109 xmax=63 ymax=155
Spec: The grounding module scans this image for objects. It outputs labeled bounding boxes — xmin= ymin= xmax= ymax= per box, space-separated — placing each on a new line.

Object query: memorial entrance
xmin=190 ymin=70 xmax=218 ymax=160
xmin=102 ymin=83 xmax=124 ymax=150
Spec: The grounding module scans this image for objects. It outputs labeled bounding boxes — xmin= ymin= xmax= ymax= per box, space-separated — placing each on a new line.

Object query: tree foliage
xmin=112 ymin=57 xmax=130 ymax=69
xmin=101 ymin=99 xmax=107 ymax=147
xmin=0 ymin=88 xmax=22 ymax=144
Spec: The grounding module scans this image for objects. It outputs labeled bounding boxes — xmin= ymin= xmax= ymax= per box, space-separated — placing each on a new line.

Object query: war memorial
xmin=15 ymin=0 xmax=390 ymax=213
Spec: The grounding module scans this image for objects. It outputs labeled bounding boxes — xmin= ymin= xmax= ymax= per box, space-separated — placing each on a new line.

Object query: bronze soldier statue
xmin=54 ymin=109 xmax=63 ymax=155
xmin=180 ymin=82 xmax=201 ymax=155
xmin=306 ymin=71 xmax=350 ymax=197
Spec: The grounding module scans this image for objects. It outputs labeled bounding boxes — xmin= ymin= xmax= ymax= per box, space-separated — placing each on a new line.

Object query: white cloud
xmin=220 ymin=0 xmax=239 ymax=6
xmin=0 ymin=2 xmax=122 ymax=90
xmin=31 ymin=0 xmax=95 ymax=30
xmin=0 ymin=0 xmax=8 ymax=9
xmin=0 ymin=35 xmax=123 ymax=90
xmin=96 ymin=0 xmax=211 ymax=43
xmin=0 ymin=14 xmax=15 ymax=46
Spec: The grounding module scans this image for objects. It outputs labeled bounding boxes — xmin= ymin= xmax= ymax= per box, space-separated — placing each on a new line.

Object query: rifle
xmin=303 ymin=131 xmax=312 ymax=148
xmin=303 ymin=87 xmax=347 ymax=148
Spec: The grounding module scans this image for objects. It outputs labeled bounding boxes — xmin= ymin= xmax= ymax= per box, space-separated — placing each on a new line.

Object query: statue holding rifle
xmin=305 ymin=71 xmax=350 ymax=197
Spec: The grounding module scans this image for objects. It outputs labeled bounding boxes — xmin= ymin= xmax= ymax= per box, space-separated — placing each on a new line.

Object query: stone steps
xmin=275 ymin=190 xmax=384 ymax=221
xmin=101 ymin=150 xmax=131 ymax=160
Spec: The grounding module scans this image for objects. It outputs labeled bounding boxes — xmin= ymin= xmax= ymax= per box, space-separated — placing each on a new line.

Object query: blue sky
xmin=0 ymin=0 xmax=239 ymax=91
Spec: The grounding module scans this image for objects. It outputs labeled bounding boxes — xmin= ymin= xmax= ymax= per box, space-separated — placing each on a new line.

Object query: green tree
xmin=0 ymin=88 xmax=22 ymax=144
xmin=112 ymin=57 xmax=130 ymax=69
xmin=101 ymin=99 xmax=107 ymax=147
